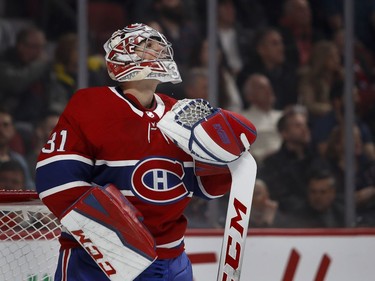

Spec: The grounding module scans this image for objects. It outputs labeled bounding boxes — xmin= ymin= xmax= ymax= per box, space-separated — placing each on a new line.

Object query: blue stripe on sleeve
xmin=35 ymin=159 xmax=93 ymax=193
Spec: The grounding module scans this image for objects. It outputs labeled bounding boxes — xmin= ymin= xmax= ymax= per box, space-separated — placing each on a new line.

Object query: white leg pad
xmin=60 ymin=184 xmax=157 ymax=281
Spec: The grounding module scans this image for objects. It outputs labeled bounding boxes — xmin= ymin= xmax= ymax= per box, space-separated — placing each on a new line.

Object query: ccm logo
xmin=222 ymin=198 xmax=248 ymax=281
xmin=71 ymin=229 xmax=116 ymax=276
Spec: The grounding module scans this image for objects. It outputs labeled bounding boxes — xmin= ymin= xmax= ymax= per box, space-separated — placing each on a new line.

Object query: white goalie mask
xmin=103 ymin=23 xmax=182 ymax=84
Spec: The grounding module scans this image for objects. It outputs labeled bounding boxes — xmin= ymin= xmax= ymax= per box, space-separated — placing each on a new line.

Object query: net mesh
xmin=173 ymin=99 xmax=216 ymax=128
xmin=0 ymin=191 xmax=62 ymax=281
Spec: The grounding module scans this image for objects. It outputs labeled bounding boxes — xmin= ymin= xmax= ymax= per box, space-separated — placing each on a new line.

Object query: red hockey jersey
xmin=35 ymin=86 xmax=233 ymax=258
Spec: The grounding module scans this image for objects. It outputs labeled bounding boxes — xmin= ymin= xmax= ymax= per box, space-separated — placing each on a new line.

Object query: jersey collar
xmin=109 ymin=86 xmax=165 ymax=118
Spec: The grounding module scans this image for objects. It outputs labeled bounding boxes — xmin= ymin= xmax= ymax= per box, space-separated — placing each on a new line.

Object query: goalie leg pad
xmin=60 ymin=184 xmax=157 ymax=281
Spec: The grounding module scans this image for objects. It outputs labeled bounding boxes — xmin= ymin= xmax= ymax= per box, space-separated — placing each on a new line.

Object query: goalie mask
xmin=103 ymin=23 xmax=182 ymax=84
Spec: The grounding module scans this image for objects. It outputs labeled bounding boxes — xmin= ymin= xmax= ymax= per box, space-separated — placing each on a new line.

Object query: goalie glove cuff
xmin=194 ymin=160 xmax=230 ymax=176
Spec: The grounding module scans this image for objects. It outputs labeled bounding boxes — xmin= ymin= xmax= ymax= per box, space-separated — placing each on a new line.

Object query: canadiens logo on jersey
xmin=131 ymin=157 xmax=189 ymax=204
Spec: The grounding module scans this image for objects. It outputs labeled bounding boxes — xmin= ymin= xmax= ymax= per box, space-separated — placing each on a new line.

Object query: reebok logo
xmin=213 ymin=123 xmax=231 ymax=144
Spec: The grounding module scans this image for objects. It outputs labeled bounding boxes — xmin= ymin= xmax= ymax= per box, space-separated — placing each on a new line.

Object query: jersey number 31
xmin=42 ymin=130 xmax=68 ymax=153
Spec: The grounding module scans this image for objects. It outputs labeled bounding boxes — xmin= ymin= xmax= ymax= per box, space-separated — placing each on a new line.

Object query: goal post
xmin=0 ymin=190 xmax=62 ymax=281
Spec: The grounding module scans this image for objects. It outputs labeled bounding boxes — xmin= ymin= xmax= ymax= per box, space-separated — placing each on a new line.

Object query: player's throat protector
xmin=103 ymin=23 xmax=182 ymax=84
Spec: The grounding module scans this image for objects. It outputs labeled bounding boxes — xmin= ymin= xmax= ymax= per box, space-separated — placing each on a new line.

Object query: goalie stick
xmin=157 ymin=99 xmax=257 ymax=281
xmin=216 ymin=151 xmax=257 ymax=281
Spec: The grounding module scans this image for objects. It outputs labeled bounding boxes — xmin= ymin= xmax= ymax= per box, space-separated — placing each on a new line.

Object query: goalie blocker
xmin=157 ymin=99 xmax=257 ymax=167
xmin=59 ymin=184 xmax=157 ymax=281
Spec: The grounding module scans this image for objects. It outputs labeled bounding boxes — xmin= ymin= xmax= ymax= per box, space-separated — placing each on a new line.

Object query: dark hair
xmin=306 ymin=167 xmax=336 ymax=189
xmin=0 ymin=106 xmax=12 ymax=116
xmin=0 ymin=160 xmax=25 ymax=176
xmin=218 ymin=0 xmax=233 ymax=4
xmin=307 ymin=167 xmax=333 ymax=181
xmin=16 ymin=26 xmax=41 ymax=44
xmin=277 ymin=105 xmax=308 ymax=132
xmin=33 ymin=109 xmax=61 ymax=128
xmin=182 ymin=67 xmax=207 ymax=89
xmin=54 ymin=33 xmax=78 ymax=65
xmin=253 ymin=26 xmax=281 ymax=49
xmin=329 ymin=81 xmax=344 ymax=101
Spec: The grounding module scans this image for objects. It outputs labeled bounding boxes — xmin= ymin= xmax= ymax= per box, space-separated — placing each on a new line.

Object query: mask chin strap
xmin=131 ymin=66 xmax=152 ymax=81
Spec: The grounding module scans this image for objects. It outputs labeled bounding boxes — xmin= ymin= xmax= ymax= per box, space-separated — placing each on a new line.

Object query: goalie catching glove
xmin=60 ymin=184 xmax=157 ymax=281
xmin=157 ymin=99 xmax=257 ymax=164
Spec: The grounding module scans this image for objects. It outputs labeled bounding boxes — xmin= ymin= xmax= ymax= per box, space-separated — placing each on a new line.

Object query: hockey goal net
xmin=0 ymin=190 xmax=62 ymax=281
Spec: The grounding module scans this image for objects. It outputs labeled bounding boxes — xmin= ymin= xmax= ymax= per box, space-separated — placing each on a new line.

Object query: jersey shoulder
xmin=69 ymin=86 xmax=112 ymax=105
xmin=155 ymin=93 xmax=178 ymax=110
xmin=64 ymin=86 xmax=128 ymax=117
xmin=59 ymin=86 xmax=132 ymax=135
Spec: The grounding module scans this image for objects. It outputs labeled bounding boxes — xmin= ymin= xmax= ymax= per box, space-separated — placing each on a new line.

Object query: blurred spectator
xmin=355 ymin=159 xmax=375 ymax=227
xmin=183 ymin=67 xmax=209 ymax=100
xmin=0 ymin=107 xmax=33 ymax=189
xmin=0 ymin=18 xmax=31 ymax=52
xmin=25 ymin=110 xmax=60 ymax=181
xmin=258 ymin=0 xmax=284 ymax=26
xmin=237 ymin=27 xmax=298 ymax=110
xmin=0 ymin=160 xmax=26 ymax=190
xmin=315 ymin=0 xmax=375 ymax=56
xmin=258 ymin=105 xmax=327 ymax=215
xmin=145 ymin=20 xmax=163 ymax=33
xmin=324 ymin=125 xmax=375 ymax=208
xmin=240 ymin=74 xmax=282 ymax=163
xmin=151 ymin=0 xmax=202 ymax=72
xmin=1 ymin=0 xmax=32 ymax=18
xmin=189 ymin=38 xmax=243 ymax=111
xmin=310 ymin=81 xmax=375 ymax=161
xmin=231 ymin=0 xmax=268 ymax=30
xmin=195 ymin=0 xmax=267 ymax=32
xmin=308 ymin=0 xmax=343 ymax=39
xmin=184 ymin=197 xmax=213 ymax=228
xmin=146 ymin=1 xmax=199 ymax=100
xmin=0 ymin=160 xmax=28 ymax=232
xmin=293 ymin=168 xmax=345 ymax=228
xmin=353 ymin=0 xmax=375 ymax=54
xmin=49 ymin=32 xmax=107 ymax=113
xmin=0 ymin=20 xmax=13 ymax=52
xmin=278 ymin=0 xmax=326 ymax=68
xmin=364 ymin=107 xmax=375 ymax=145
xmin=217 ymin=0 xmax=253 ymax=76
xmin=0 ymin=26 xmax=51 ymax=125
xmin=249 ymin=179 xmax=290 ymax=228
xmin=87 ymin=1 xmax=129 ymax=54
xmin=298 ymin=40 xmax=344 ymax=119
xmin=332 ymin=28 xmax=375 ymax=120
xmin=30 ymin=0 xmax=77 ymax=42
xmin=9 ymin=124 xmax=28 ymax=156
